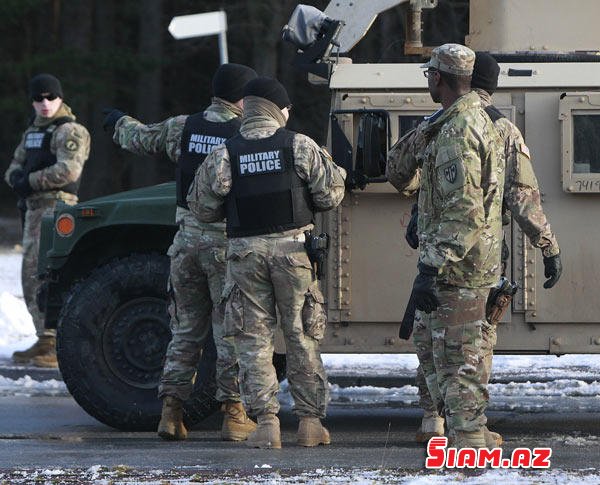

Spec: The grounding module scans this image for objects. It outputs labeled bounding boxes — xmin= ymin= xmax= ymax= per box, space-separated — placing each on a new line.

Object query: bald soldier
xmin=387 ymin=44 xmax=505 ymax=449
xmin=6 ymin=74 xmax=90 ymax=368
xmin=104 ymin=63 xmax=258 ymax=442
xmin=409 ymin=52 xmax=562 ymax=446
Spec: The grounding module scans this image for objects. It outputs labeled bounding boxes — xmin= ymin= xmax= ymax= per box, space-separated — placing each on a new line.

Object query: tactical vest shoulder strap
xmin=484 ymin=105 xmax=506 ymax=123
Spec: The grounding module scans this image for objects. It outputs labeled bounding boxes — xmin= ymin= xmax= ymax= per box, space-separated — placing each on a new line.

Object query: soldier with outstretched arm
xmin=104 ymin=63 xmax=258 ymax=442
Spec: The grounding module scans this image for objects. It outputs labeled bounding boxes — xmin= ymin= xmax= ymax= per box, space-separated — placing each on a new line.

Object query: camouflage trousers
xmin=22 ymin=197 xmax=72 ymax=337
xmin=223 ymin=234 xmax=329 ymax=418
xmin=158 ymin=226 xmax=240 ymax=403
xmin=416 ymin=318 xmax=496 ymax=416
xmin=412 ymin=285 xmax=489 ymax=433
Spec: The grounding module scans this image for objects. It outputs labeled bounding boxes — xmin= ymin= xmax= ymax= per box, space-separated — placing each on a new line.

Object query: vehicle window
xmin=573 ymin=114 xmax=600 ymax=174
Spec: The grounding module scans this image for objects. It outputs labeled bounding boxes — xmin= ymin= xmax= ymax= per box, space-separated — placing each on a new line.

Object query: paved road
xmin=1 ymin=394 xmax=599 ymax=474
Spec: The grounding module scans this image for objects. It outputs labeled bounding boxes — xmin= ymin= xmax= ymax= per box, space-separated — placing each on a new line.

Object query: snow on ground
xmin=2 ymin=467 xmax=600 ymax=484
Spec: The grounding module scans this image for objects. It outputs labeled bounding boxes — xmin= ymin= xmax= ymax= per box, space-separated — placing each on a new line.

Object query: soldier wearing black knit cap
xmin=6 ymin=73 xmax=90 ymax=369
xmin=105 ymin=63 xmax=258 ymax=443
xmin=188 ymin=77 xmax=347 ymax=449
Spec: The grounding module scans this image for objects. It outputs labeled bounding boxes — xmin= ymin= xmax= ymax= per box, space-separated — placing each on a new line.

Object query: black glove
xmin=102 ymin=108 xmax=126 ymax=132
xmin=405 ymin=203 xmax=419 ymax=249
xmin=412 ymin=262 xmax=440 ymax=313
xmin=9 ymin=169 xmax=24 ymax=187
xmin=12 ymin=172 xmax=33 ymax=199
xmin=543 ymin=253 xmax=562 ymax=289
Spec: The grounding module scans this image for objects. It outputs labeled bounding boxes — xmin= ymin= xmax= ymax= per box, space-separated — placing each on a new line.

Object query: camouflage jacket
xmin=187 ymin=115 xmax=347 ymax=237
xmin=387 ymin=91 xmax=505 ymax=288
xmin=113 ymin=98 xmax=243 ymax=233
xmin=476 ymin=89 xmax=560 ymax=257
xmin=4 ymin=103 xmax=90 ymax=205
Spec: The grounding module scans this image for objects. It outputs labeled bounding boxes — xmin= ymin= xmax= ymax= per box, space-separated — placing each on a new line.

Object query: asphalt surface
xmin=1 ymin=392 xmax=600 ymax=472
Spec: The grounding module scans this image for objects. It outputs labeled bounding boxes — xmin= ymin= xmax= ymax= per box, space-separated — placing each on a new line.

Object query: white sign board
xmin=168 ymin=11 xmax=229 ymax=64
xmin=168 ymin=11 xmax=227 ymax=40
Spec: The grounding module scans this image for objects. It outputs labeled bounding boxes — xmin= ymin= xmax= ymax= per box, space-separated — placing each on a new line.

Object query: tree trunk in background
xmin=59 ymin=1 xmax=94 ymax=197
xmin=129 ymin=0 xmax=163 ymax=189
xmin=80 ymin=0 xmax=118 ymax=201
xmin=245 ymin=0 xmax=286 ymax=76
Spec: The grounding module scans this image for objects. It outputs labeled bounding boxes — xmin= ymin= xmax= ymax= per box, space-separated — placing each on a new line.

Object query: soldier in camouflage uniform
xmin=105 ymin=63 xmax=258 ymax=442
xmin=188 ymin=77 xmax=346 ymax=449
xmin=410 ymin=52 xmax=562 ymax=446
xmin=5 ymin=74 xmax=90 ymax=368
xmin=386 ymin=44 xmax=505 ymax=449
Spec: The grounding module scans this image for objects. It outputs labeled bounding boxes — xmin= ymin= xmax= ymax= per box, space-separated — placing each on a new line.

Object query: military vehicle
xmin=37 ymin=0 xmax=600 ymax=430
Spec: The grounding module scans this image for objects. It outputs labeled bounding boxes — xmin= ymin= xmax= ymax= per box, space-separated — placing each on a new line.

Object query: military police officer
xmin=387 ymin=44 xmax=505 ymax=449
xmin=410 ymin=51 xmax=563 ymax=447
xmin=6 ymin=74 xmax=90 ymax=368
xmin=104 ymin=63 xmax=258 ymax=442
xmin=188 ymin=77 xmax=347 ymax=448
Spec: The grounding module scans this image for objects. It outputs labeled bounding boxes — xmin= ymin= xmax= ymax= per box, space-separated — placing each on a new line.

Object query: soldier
xmin=387 ymin=44 xmax=505 ymax=449
xmin=188 ymin=77 xmax=346 ymax=449
xmin=409 ymin=52 xmax=562 ymax=446
xmin=5 ymin=74 xmax=90 ymax=368
xmin=104 ymin=63 xmax=258 ymax=442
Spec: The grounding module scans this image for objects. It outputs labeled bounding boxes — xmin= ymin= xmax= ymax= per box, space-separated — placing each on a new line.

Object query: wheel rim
xmin=103 ymin=297 xmax=171 ymax=389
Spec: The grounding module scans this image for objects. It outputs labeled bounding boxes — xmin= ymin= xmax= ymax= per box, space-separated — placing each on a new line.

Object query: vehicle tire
xmin=56 ymin=253 xmax=219 ymax=431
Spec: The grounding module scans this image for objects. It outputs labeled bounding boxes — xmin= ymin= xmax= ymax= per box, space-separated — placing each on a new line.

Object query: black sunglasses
xmin=423 ymin=69 xmax=439 ymax=78
xmin=32 ymin=93 xmax=59 ymax=102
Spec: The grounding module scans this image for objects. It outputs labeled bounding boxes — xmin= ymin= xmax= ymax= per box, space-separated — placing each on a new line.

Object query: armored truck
xmin=37 ymin=0 xmax=600 ymax=430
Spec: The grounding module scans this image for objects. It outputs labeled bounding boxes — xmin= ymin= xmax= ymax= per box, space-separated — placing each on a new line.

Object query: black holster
xmin=304 ymin=231 xmax=329 ymax=280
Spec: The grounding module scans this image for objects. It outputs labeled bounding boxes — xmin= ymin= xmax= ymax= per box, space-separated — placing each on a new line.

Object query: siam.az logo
xmin=425 ymin=437 xmax=552 ymax=469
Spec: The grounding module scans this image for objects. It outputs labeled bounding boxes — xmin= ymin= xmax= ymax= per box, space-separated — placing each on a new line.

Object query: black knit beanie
xmin=243 ymin=77 xmax=291 ymax=109
xmin=472 ymin=52 xmax=500 ymax=94
xmin=212 ymin=63 xmax=258 ymax=103
xmin=29 ymin=73 xmax=63 ymax=99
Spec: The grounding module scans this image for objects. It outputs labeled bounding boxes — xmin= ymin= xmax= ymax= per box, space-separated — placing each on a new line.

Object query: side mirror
xmin=356 ymin=112 xmax=388 ymax=179
xmin=330 ymin=109 xmax=390 ymax=190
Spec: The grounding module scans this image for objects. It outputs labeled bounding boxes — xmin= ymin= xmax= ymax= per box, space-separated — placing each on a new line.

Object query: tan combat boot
xmin=415 ymin=412 xmax=445 ymax=443
xmin=221 ymin=401 xmax=257 ymax=441
xmin=483 ymin=426 xmax=503 ymax=448
xmin=31 ymin=349 xmax=58 ymax=368
xmin=448 ymin=426 xmax=502 ymax=448
xmin=157 ymin=396 xmax=188 ymax=441
xmin=453 ymin=429 xmax=487 ymax=449
xmin=12 ymin=336 xmax=56 ymax=365
xmin=246 ymin=414 xmax=281 ymax=449
xmin=297 ymin=417 xmax=331 ymax=447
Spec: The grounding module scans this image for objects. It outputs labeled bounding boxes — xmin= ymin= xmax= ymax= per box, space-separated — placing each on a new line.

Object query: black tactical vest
xmin=224 ymin=128 xmax=314 ymax=238
xmin=24 ymin=116 xmax=79 ymax=195
xmin=176 ymin=113 xmax=241 ymax=209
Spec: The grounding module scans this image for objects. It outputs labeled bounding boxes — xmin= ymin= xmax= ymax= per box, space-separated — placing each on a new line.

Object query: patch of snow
xmin=0 ymin=292 xmax=35 ymax=358
xmin=0 ymin=375 xmax=67 ymax=397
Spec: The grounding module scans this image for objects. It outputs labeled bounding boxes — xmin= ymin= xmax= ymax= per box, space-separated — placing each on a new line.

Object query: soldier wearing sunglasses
xmin=4 ymin=73 xmax=90 ymax=368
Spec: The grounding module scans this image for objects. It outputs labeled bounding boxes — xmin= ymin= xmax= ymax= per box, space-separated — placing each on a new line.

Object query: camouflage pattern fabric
xmin=421 ymin=43 xmax=475 ymax=76
xmin=388 ymin=90 xmax=505 ymax=288
xmin=114 ymin=98 xmax=244 ymax=403
xmin=22 ymin=198 xmax=76 ymax=337
xmin=114 ymin=97 xmax=243 ymax=232
xmin=4 ymin=102 xmax=88 ymax=337
xmin=188 ymin=104 xmax=346 ymax=418
xmin=4 ymin=103 xmax=89 ymax=206
xmin=187 ymin=100 xmax=347 ymax=224
xmin=158 ymin=228 xmax=239 ymax=402
xmin=413 ymin=285 xmax=489 ymax=433
xmin=475 ymin=88 xmax=560 ymax=257
xmin=416 ymin=317 xmax=496 ymax=417
xmin=224 ymin=235 xmax=329 ymax=418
